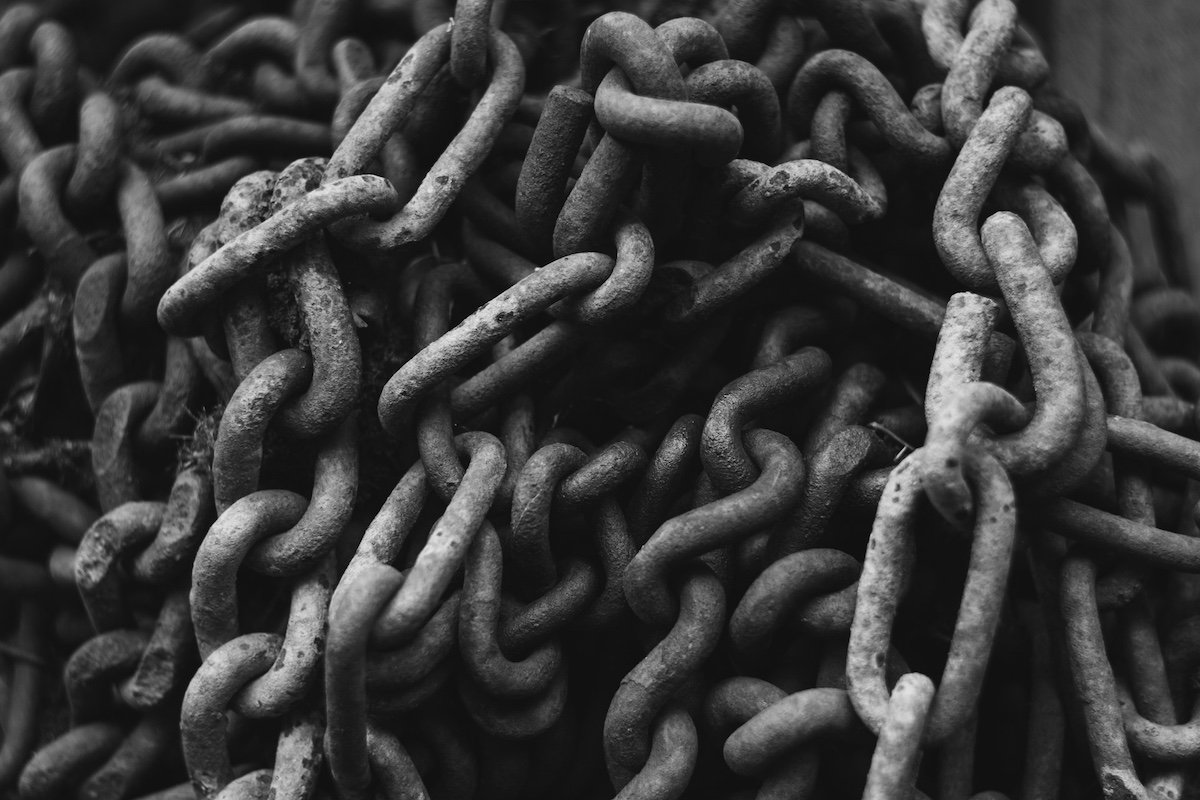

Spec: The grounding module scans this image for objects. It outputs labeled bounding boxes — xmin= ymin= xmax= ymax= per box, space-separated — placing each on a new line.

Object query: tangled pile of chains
xmin=1 ymin=0 xmax=1200 ymax=797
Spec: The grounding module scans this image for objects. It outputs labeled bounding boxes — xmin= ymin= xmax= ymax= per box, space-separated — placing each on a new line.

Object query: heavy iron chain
xmin=0 ymin=0 xmax=1197 ymax=798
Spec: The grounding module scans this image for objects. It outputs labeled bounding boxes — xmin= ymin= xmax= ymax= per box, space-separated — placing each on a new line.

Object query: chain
xmin=0 ymin=0 xmax=1199 ymax=798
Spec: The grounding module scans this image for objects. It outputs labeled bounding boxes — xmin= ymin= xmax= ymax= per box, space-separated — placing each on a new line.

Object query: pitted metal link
xmin=847 ymin=447 xmax=1015 ymax=745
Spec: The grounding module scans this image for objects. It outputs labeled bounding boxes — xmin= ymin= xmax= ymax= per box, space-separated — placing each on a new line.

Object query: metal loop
xmin=267 ymin=157 xmax=362 ymax=439
xmin=700 ymin=347 xmax=830 ymax=493
xmin=181 ymin=631 xmax=284 ymax=799
xmin=450 ymin=0 xmax=494 ymax=88
xmin=788 ymin=49 xmax=952 ymax=168
xmin=157 ymin=174 xmax=396 ymax=335
xmin=326 ymin=26 xmax=524 ymax=253
xmin=378 ymin=252 xmax=612 ymax=433
xmin=625 ymin=428 xmax=804 ymax=627
xmin=74 ymin=501 xmax=165 ymax=632
xmin=604 ymin=567 xmax=723 ymax=788
xmin=847 ymin=447 xmax=1015 ymax=744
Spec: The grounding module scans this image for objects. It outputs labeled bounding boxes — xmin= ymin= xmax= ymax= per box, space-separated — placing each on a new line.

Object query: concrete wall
xmin=1043 ymin=0 xmax=1200 ymax=264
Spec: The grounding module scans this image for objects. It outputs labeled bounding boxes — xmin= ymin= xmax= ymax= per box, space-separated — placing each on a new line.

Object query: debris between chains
xmin=0 ymin=0 xmax=1197 ymax=798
